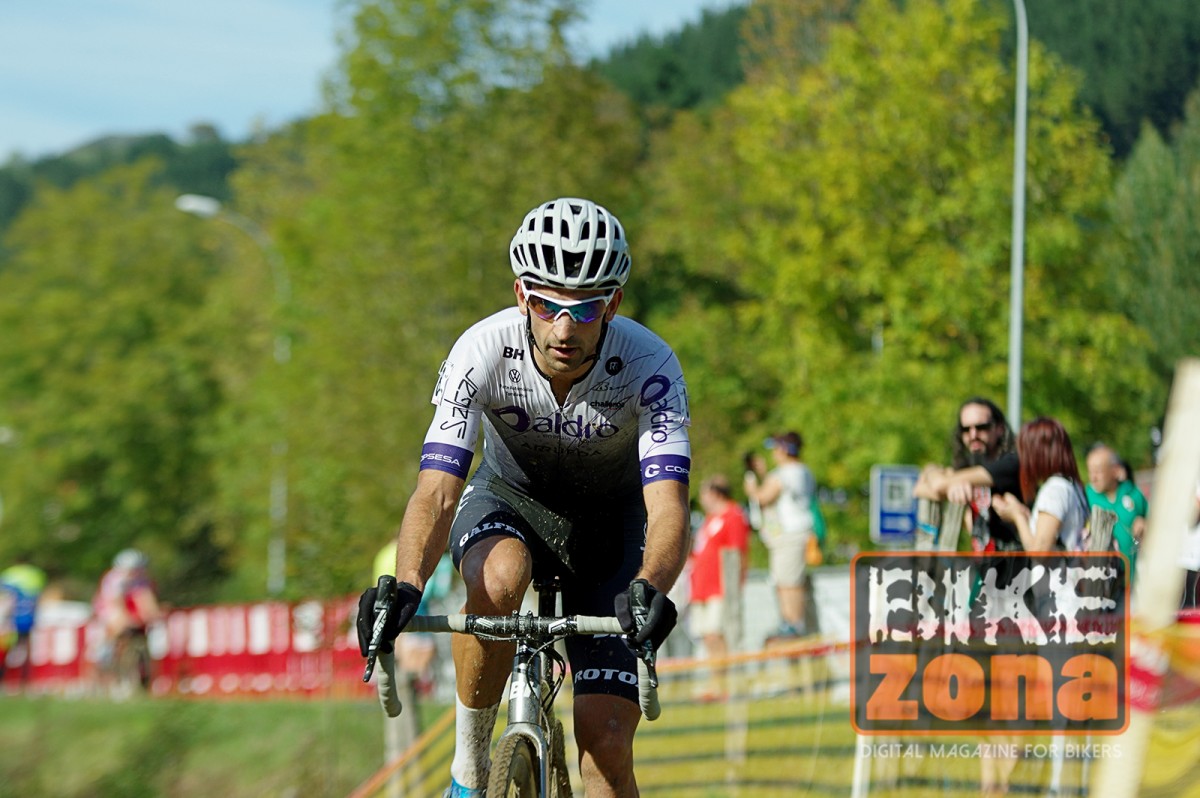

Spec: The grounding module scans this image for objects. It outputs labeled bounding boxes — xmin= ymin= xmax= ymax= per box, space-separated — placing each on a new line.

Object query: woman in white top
xmin=744 ymin=431 xmax=817 ymax=636
xmin=991 ymin=416 xmax=1091 ymax=798
xmin=993 ymin=417 xmax=1089 ymax=552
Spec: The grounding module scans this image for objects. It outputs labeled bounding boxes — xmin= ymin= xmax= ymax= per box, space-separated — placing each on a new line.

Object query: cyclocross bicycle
xmin=364 ymin=574 xmax=661 ymax=798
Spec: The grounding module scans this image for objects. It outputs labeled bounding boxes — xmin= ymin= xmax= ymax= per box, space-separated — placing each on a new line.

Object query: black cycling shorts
xmin=448 ymin=466 xmax=647 ymax=702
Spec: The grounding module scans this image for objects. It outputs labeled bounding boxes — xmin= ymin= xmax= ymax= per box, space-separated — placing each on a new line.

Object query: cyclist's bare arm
xmin=393 ymin=468 xmax=465 ymax=590
xmin=638 ymin=479 xmax=690 ymax=591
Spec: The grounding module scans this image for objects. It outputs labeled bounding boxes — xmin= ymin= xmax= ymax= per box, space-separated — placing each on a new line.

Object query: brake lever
xmin=637 ymin=641 xmax=659 ymax=689
xmin=362 ymin=574 xmax=397 ymax=682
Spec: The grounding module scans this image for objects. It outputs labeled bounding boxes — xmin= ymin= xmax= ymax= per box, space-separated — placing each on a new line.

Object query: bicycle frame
xmin=495 ymin=582 xmax=568 ymax=796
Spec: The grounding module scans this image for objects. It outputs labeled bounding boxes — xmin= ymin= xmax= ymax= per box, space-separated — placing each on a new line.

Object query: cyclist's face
xmin=516 ymin=280 xmax=621 ymax=379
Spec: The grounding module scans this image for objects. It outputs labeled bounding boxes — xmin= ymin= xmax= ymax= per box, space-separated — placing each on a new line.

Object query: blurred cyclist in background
xmin=93 ymin=548 xmax=162 ymax=692
xmin=0 ymin=558 xmax=47 ymax=689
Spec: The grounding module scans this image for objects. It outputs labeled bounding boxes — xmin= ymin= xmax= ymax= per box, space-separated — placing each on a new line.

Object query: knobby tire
xmin=488 ymin=734 xmax=540 ymax=798
xmin=546 ymin=716 xmax=573 ymax=798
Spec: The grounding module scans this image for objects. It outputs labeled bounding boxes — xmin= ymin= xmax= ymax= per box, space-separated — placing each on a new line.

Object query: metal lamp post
xmin=175 ymin=194 xmax=291 ymax=596
xmin=1007 ymin=0 xmax=1028 ymax=426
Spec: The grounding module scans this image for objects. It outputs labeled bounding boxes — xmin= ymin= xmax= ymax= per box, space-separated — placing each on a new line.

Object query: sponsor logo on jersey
xmin=508 ymin=368 xmax=521 ymax=384
xmin=457 ymin=519 xmax=525 ymax=549
xmin=642 ymin=454 xmax=691 ymax=484
xmin=574 ymin=667 xmax=638 ymax=686
xmin=434 ymin=366 xmax=481 ymax=441
xmin=494 ymin=406 xmax=619 ymax=439
xmin=639 ymin=375 xmax=683 ymax=444
xmin=605 ymin=356 xmax=624 ymax=375
xmin=419 ymin=442 xmax=473 ymax=479
xmin=431 ymin=359 xmax=452 ymax=402
xmin=503 ymin=346 xmax=525 ymax=361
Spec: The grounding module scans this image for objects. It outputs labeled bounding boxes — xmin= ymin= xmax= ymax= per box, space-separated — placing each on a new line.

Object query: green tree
xmin=1106 ymin=90 xmax=1200 ymax=412
xmin=1026 ymin=0 xmax=1200 ymax=159
xmin=644 ymin=0 xmax=1156 ymax=547
xmin=0 ymin=162 xmax=228 ymax=598
xmin=216 ymin=0 xmax=643 ymax=597
xmin=592 ymin=5 xmax=749 ymax=113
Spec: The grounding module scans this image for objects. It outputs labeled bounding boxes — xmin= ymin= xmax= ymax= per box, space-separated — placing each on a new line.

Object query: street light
xmin=175 ymin=194 xmax=291 ymax=596
xmin=1007 ymin=0 xmax=1028 ymax=426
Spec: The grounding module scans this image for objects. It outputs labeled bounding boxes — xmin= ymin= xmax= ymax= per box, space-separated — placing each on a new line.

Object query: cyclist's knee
xmin=460 ymin=537 xmax=531 ymax=613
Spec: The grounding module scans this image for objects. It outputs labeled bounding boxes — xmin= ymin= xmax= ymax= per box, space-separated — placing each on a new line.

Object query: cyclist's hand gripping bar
xmin=363 ymin=575 xmax=406 ymax=718
xmin=362 ymin=574 xmax=396 ymax=683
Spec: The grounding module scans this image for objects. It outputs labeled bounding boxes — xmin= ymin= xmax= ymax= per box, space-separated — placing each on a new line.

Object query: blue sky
xmin=0 ymin=0 xmax=739 ymax=162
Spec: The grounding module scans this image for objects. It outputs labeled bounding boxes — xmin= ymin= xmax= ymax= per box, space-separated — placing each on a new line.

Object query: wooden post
xmin=1091 ymin=359 xmax=1200 ymax=798
xmin=938 ymin=502 xmax=967 ymax=552
xmin=1088 ymin=506 xmax=1118 ymax=553
xmin=916 ymin=497 xmax=940 ymax=551
xmin=721 ymin=547 xmax=744 ymax=651
xmin=383 ymin=670 xmax=420 ymax=798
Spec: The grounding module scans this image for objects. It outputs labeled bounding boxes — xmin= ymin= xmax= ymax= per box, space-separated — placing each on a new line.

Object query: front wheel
xmin=488 ymin=733 xmax=540 ymax=798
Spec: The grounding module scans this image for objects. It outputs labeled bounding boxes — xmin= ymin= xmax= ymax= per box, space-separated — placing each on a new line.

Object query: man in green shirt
xmin=1085 ymin=443 xmax=1147 ymax=580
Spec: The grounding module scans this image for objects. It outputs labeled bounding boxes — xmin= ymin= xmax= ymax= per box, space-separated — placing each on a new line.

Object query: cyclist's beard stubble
xmin=526 ymin=316 xmax=606 ymax=380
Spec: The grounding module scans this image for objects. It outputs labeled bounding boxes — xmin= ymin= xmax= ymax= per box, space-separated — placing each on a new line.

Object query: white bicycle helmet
xmin=114 ymin=548 xmax=148 ymax=570
xmin=509 ymin=198 xmax=631 ymax=290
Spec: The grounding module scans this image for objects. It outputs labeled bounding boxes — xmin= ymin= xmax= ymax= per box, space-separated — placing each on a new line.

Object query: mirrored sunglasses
xmin=523 ymin=285 xmax=615 ymax=324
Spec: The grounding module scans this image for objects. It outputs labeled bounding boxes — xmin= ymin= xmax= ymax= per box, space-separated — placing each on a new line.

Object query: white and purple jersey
xmin=420 ymin=308 xmax=691 ymax=500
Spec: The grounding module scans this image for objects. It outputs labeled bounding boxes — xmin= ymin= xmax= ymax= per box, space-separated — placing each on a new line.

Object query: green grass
xmin=0 ymin=694 xmax=448 ymax=798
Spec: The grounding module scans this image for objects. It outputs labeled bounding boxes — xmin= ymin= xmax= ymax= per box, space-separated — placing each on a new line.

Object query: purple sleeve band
xmin=418 ymin=443 xmax=474 ymax=480
xmin=640 ymin=454 xmax=691 ymax=486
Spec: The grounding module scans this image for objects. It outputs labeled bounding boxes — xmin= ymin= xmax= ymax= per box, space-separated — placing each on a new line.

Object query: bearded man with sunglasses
xmin=913 ymin=397 xmax=1023 ymax=552
xmin=358 ymin=198 xmax=691 ymax=798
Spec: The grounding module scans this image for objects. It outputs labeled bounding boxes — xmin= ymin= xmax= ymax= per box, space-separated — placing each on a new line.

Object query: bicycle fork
xmin=499 ymin=643 xmax=556 ymax=794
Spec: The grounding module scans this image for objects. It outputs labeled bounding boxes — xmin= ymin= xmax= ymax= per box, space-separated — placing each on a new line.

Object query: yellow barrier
xmin=347 ymin=636 xmax=1200 ymax=797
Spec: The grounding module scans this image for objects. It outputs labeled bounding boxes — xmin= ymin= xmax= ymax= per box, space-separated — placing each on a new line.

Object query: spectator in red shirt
xmin=689 ymin=475 xmax=750 ymax=666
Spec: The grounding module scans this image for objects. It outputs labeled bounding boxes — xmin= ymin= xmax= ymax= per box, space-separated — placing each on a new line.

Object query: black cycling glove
xmin=615 ymin=578 xmax=677 ymax=652
xmin=356 ymin=579 xmax=423 ymax=657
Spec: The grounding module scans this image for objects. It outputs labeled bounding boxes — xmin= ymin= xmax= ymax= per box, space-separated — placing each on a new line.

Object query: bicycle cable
xmin=536 ymin=639 xmax=568 ymax=714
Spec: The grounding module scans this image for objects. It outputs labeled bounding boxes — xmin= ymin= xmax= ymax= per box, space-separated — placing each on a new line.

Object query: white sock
xmin=450 ymin=696 xmax=500 ymax=789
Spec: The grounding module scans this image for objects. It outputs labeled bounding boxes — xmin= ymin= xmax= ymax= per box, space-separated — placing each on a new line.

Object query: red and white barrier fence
xmin=1 ymin=596 xmax=373 ymax=698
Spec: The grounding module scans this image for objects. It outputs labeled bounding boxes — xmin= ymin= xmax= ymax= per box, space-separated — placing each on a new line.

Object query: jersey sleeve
xmin=420 ymin=333 xmax=486 ymax=480
xmin=635 ymin=348 xmax=691 ymax=486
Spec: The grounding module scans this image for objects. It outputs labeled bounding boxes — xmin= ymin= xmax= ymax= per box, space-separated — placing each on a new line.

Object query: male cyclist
xmin=358 ymin=198 xmax=691 ymax=797
xmin=93 ymin=548 xmax=162 ymax=690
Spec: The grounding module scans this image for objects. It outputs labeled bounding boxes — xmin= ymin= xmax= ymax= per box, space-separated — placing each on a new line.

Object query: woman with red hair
xmin=992 ymin=417 xmax=1090 ymax=552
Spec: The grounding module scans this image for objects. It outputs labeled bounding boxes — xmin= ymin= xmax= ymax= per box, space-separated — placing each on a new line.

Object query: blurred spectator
xmin=993 ymin=417 xmax=1089 ymax=552
xmin=0 ymin=559 xmax=47 ymax=688
xmin=1086 ymin=442 xmax=1148 ymax=580
xmin=743 ymin=451 xmax=770 ymax=533
xmin=744 ymin=431 xmax=817 ymax=636
xmin=1181 ymin=481 xmax=1200 ymax=609
xmin=689 ymin=475 xmax=750 ymax=662
xmin=992 ymin=417 xmax=1093 ymax=798
xmin=374 ymin=540 xmax=453 ymax=697
xmin=914 ymin=397 xmax=1022 ymax=552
